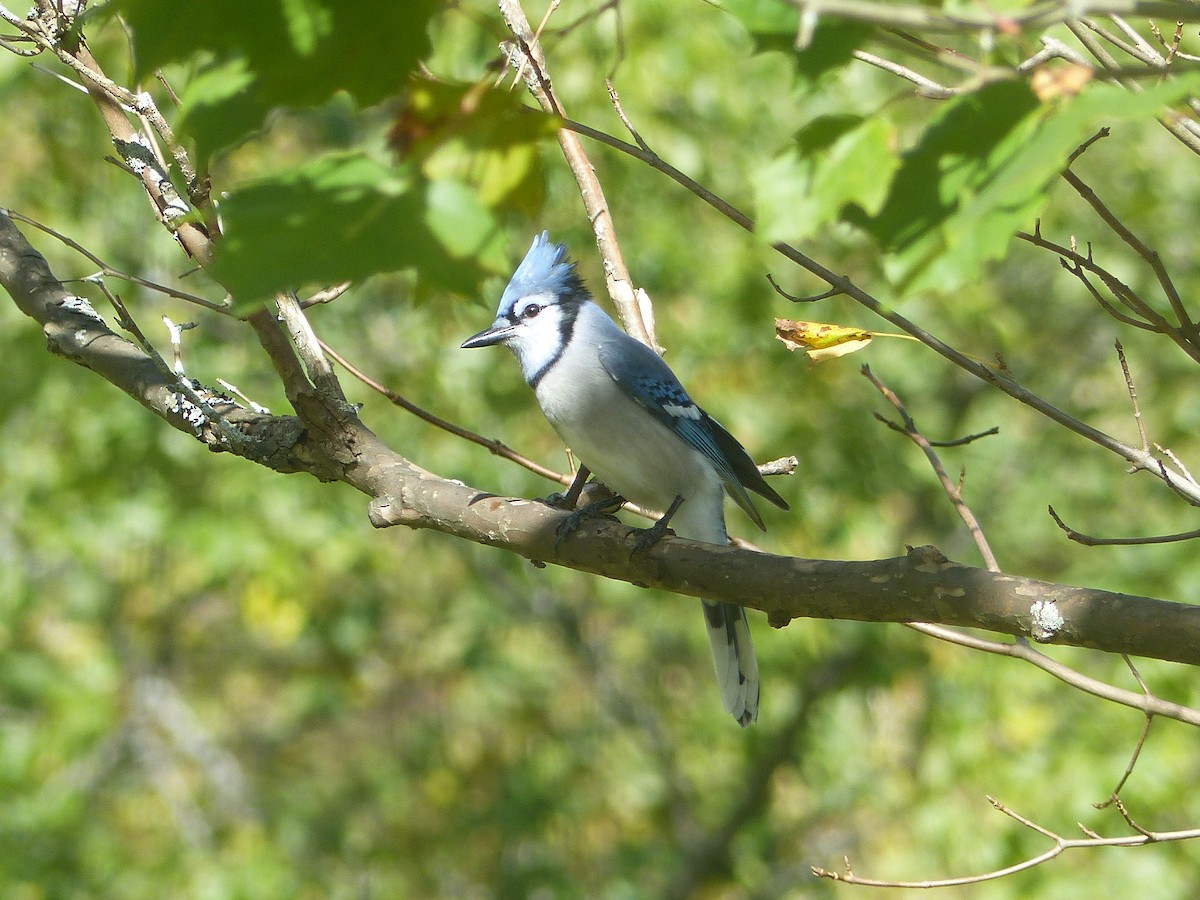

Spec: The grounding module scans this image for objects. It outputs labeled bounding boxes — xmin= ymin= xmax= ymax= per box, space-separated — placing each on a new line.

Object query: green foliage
xmin=754 ymin=112 xmax=900 ymax=243
xmin=729 ymin=6 xmax=1200 ymax=296
xmin=3 ymin=0 xmax=1200 ymax=897
xmin=105 ymin=0 xmax=545 ymax=302
xmin=853 ymin=74 xmax=1200 ymax=294
xmin=210 ymin=153 xmax=505 ymax=304
xmin=110 ymin=0 xmax=438 ymax=107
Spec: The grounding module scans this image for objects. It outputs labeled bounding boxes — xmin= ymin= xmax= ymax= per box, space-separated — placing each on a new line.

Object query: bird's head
xmin=461 ymin=231 xmax=589 ymax=383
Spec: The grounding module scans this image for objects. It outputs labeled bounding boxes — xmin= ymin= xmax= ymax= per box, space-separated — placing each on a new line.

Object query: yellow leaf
xmin=775 ymin=318 xmax=920 ymax=364
xmin=1030 ymin=64 xmax=1093 ymax=102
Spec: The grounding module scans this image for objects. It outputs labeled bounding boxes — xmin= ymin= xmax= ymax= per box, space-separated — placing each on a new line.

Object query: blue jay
xmin=462 ymin=232 xmax=788 ymax=725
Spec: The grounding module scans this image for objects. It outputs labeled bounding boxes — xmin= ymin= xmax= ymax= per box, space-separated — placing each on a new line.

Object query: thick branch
xmin=0 ymin=213 xmax=319 ymax=477
xmin=7 ymin=214 xmax=1200 ymax=683
xmin=366 ymin=492 xmax=1200 ymax=678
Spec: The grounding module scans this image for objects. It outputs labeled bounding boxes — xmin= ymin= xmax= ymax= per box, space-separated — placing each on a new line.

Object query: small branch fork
xmin=559 ymin=121 xmax=1200 ymax=506
xmin=1048 ymin=339 xmax=1200 ymax=543
xmin=845 ymin=367 xmax=1200 ymax=887
xmin=863 ymin=365 xmax=1000 ymax=571
xmin=813 ymin=795 xmax=1200 ymax=888
xmin=497 ymin=0 xmax=661 ymax=352
xmin=1018 ymin=132 xmax=1197 ymax=355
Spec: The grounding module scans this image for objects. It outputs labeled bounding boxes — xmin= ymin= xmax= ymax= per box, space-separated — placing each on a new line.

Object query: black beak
xmin=461 ymin=320 xmax=515 ymax=349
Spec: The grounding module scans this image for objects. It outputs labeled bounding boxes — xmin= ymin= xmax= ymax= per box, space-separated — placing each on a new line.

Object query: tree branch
xmin=786 ymin=1 xmax=1200 ymax=34
xmin=814 ymin=795 xmax=1200 ymax=887
xmin=6 ymin=214 xmax=1200 ymax=725
xmin=498 ymin=0 xmax=660 ymax=351
xmin=560 ymin=117 xmax=1200 ymax=505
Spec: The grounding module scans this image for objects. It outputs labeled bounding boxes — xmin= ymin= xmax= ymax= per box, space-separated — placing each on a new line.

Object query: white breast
xmin=534 ymin=304 xmax=726 ymax=543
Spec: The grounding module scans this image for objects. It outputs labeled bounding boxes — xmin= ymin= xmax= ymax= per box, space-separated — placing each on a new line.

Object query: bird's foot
xmin=554 ymin=493 xmax=626 ymax=548
xmin=542 ymin=465 xmax=593 ymax=511
xmin=629 ymin=495 xmax=685 ymax=556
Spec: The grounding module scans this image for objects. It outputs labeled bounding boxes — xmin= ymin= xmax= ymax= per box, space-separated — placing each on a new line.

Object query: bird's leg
xmin=629 ymin=494 xmax=685 ymax=555
xmin=554 ymin=488 xmax=626 ymax=548
xmin=542 ymin=465 xmax=591 ymax=510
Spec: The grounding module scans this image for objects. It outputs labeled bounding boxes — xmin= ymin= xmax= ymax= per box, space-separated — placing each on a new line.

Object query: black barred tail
xmin=701 ymin=599 xmax=759 ymax=726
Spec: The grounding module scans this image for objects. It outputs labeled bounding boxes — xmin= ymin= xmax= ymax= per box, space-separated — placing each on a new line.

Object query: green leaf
xmin=209 ymin=153 xmax=504 ymax=304
xmin=721 ymin=1 xmax=872 ymax=85
xmin=396 ymin=83 xmax=558 ymax=212
xmin=852 ymin=73 xmax=1200 ymax=295
xmin=719 ymin=0 xmax=797 ymax=35
xmin=281 ymin=0 xmax=333 ymax=56
xmin=110 ymin=0 xmax=439 ymax=107
xmin=424 ymin=179 xmax=507 ymax=270
xmin=176 ymin=58 xmax=269 ymax=168
xmin=754 ymin=114 xmax=899 ymax=244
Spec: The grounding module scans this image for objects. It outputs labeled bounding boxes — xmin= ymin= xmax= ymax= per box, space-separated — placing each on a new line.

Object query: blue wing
xmin=597 ymin=336 xmax=787 ymax=529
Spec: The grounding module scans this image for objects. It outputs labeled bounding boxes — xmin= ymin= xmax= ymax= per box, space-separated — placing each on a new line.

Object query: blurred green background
xmin=2 ymin=1 xmax=1199 ymax=896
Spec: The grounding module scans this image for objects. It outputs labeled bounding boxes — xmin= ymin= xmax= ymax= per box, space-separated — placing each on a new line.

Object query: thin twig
xmin=561 ymin=115 xmax=1200 ymax=504
xmin=929 ymin=427 xmax=999 ymax=448
xmin=605 ymin=79 xmax=652 ymax=152
xmin=0 ymin=208 xmax=228 ymax=312
xmin=320 ymin=338 xmax=573 ymax=487
xmin=1115 ymin=339 xmax=1149 ymax=453
xmin=1095 ymin=707 xmax=1153 ymax=807
xmin=906 ymin=621 xmax=1200 ymax=725
xmin=864 ymin=365 xmax=1000 ymax=571
xmin=1047 ymin=506 xmax=1200 ymax=545
xmin=299 ymin=281 xmax=352 ymax=308
xmin=1057 ymin=254 xmax=1158 ymax=330
xmin=766 ymin=273 xmax=845 ymax=303
xmin=815 ymin=793 xmax=1200 ymax=887
xmin=851 ymin=49 xmax=957 ymax=98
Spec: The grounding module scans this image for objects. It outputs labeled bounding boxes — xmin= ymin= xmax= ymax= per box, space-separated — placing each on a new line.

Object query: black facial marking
xmin=527 ymin=300 xmax=580 ymax=389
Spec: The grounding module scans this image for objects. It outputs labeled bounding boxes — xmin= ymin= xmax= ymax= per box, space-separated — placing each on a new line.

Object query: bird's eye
xmin=522 ymin=303 xmax=542 ymax=320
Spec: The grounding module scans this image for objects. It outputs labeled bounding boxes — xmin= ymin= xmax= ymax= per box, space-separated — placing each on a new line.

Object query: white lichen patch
xmin=1029 ymin=600 xmax=1065 ymax=642
xmin=58 ymin=295 xmax=104 ymax=323
xmin=167 ymin=389 xmax=208 ymax=433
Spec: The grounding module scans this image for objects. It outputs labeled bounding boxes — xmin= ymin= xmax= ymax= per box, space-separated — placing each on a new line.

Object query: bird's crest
xmin=499 ymin=231 xmax=588 ymax=316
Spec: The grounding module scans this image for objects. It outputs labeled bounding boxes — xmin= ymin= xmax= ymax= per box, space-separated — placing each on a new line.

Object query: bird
xmin=461 ymin=232 xmax=788 ymax=725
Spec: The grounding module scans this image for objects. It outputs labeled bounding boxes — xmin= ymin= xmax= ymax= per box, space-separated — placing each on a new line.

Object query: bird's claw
xmin=542 ymin=491 xmax=573 ymax=510
xmin=629 ymin=494 xmax=686 ymax=557
xmin=554 ymin=494 xmax=626 ymax=548
xmin=629 ymin=518 xmax=675 ymax=555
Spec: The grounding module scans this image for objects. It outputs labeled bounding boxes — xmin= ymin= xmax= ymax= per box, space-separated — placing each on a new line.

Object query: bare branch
xmin=1061 ymin=168 xmax=1197 ymax=340
xmin=562 ymin=118 xmax=1200 ymax=505
xmin=1048 ymin=505 xmax=1200 ymax=545
xmin=814 ymin=795 xmax=1200 ymax=887
xmin=498 ymin=0 xmax=660 ymax=351
xmin=863 ymin=365 xmax=999 ymax=570
xmin=1116 ymin=339 xmax=1150 ymax=453
xmin=784 ymin=1 xmax=1200 ymax=33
